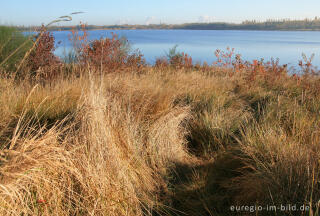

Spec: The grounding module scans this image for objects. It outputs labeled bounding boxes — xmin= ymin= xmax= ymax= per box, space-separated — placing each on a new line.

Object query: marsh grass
xmin=0 ymin=26 xmax=33 ymax=72
xmin=0 ymin=23 xmax=320 ymax=215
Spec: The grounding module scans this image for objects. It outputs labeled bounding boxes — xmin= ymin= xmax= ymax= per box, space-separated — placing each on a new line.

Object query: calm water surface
xmin=50 ymin=30 xmax=320 ymax=67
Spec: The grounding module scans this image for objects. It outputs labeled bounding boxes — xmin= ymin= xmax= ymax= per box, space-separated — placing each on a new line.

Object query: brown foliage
xmin=26 ymin=26 xmax=61 ymax=80
xmin=169 ymin=52 xmax=193 ymax=69
xmin=155 ymin=57 xmax=169 ymax=69
xmin=81 ymin=34 xmax=145 ymax=71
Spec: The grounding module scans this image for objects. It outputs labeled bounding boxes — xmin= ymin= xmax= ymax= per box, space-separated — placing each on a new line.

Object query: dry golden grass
xmin=0 ymin=67 xmax=319 ymax=215
xmin=0 ymin=70 xmax=193 ymax=215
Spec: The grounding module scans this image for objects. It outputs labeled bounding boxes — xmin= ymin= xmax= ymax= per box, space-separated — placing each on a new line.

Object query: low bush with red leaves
xmin=79 ymin=33 xmax=145 ymax=72
xmin=155 ymin=57 xmax=169 ymax=69
xmin=26 ymin=26 xmax=61 ymax=80
xmin=166 ymin=45 xmax=193 ymax=69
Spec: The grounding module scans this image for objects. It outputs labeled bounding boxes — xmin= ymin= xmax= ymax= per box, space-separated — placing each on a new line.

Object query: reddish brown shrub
xmin=125 ymin=50 xmax=146 ymax=71
xmin=169 ymin=52 xmax=193 ymax=69
xmin=80 ymin=33 xmax=145 ymax=72
xmin=213 ymin=47 xmax=235 ymax=68
xmin=299 ymin=53 xmax=318 ymax=76
xmin=26 ymin=26 xmax=61 ymax=79
xmin=155 ymin=57 xmax=169 ymax=69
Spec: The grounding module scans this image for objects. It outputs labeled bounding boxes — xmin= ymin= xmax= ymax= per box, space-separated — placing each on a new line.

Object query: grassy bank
xmin=0 ymin=26 xmax=320 ymax=215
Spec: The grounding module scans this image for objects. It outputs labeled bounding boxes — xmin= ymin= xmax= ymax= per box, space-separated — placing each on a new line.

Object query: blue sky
xmin=1 ymin=0 xmax=320 ymax=26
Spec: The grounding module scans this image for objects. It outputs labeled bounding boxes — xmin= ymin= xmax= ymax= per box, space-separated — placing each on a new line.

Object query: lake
xmin=50 ymin=29 xmax=320 ymax=67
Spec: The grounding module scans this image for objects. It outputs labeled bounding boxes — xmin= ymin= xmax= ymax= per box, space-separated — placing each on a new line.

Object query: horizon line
xmin=3 ymin=16 xmax=320 ymax=28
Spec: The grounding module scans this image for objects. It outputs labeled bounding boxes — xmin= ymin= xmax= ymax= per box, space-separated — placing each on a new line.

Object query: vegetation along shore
xmin=17 ymin=17 xmax=320 ymax=31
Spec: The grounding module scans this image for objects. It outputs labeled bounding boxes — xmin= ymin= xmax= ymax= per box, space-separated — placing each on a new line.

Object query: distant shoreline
xmin=21 ymin=27 xmax=320 ymax=32
xmin=17 ymin=18 xmax=320 ymax=32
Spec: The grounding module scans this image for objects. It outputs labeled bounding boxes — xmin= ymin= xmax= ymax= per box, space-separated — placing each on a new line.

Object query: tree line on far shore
xmin=17 ymin=17 xmax=320 ymax=31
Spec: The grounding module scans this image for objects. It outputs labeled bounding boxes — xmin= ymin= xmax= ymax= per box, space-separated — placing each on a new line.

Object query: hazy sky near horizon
xmin=1 ymin=0 xmax=320 ymax=26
